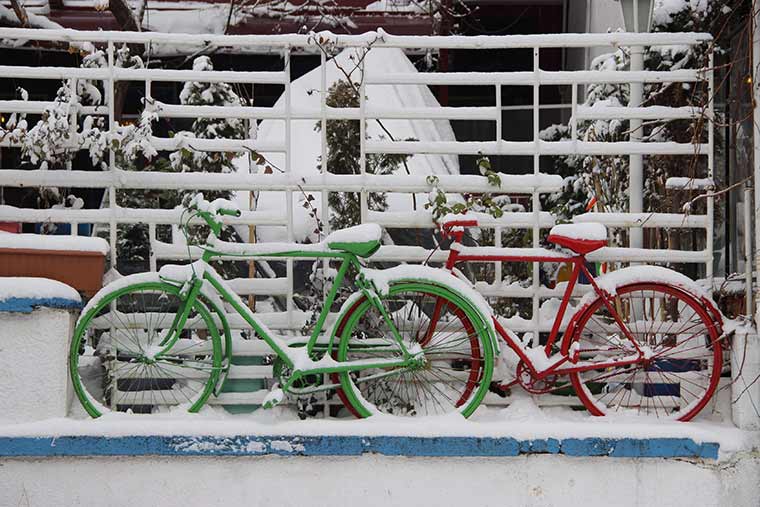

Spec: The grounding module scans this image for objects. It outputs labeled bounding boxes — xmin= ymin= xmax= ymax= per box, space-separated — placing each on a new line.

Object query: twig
xmin=9 ymin=0 xmax=29 ymax=27
xmin=681 ymin=176 xmax=752 ymax=214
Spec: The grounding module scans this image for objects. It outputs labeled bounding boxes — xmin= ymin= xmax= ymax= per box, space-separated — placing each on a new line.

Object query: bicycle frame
xmin=441 ymin=224 xmax=645 ymax=383
xmin=156 ymin=243 xmax=421 ymax=393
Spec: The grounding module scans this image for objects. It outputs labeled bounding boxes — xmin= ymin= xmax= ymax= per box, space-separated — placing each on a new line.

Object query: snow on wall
xmin=0 ymin=307 xmax=75 ymax=423
xmin=0 ymin=277 xmax=81 ymax=304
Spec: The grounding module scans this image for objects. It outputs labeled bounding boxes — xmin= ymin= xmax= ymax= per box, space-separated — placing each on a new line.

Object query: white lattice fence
xmin=0 ymin=28 xmax=714 ymax=412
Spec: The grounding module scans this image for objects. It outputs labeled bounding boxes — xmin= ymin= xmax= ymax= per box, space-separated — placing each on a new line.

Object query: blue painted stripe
xmin=0 ymin=435 xmax=719 ymax=459
xmin=0 ymin=297 xmax=82 ymax=313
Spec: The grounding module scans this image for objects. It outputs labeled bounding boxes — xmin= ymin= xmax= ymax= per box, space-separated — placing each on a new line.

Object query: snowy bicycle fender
xmin=360 ymin=264 xmax=498 ymax=345
xmin=79 ymin=269 xmax=234 ymax=392
xmin=562 ymin=265 xmax=724 ymax=353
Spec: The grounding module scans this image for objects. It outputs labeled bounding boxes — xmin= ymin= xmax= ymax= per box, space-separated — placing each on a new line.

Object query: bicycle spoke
xmin=337 ymin=285 xmax=491 ymax=418
xmin=570 ymin=282 xmax=721 ymax=421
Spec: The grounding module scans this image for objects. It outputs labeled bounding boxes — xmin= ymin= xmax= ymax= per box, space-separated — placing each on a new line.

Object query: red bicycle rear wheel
xmin=568 ymin=283 xmax=722 ymax=421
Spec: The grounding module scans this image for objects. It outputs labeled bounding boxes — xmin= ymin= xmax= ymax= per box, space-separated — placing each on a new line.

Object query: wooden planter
xmin=0 ymin=242 xmax=107 ymax=298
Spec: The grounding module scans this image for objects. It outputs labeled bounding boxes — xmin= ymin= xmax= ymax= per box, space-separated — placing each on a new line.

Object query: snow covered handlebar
xmin=185 ymin=193 xmax=241 ymax=237
xmin=187 ymin=193 xmax=242 ymax=218
xmin=440 ymin=215 xmax=479 ymax=242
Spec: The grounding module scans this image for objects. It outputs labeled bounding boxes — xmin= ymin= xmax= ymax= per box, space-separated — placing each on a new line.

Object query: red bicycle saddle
xmin=547 ymin=223 xmax=607 ymax=255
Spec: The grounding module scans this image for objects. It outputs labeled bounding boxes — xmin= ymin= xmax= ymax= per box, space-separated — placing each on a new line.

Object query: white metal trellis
xmin=0 ymin=27 xmax=714 ymax=410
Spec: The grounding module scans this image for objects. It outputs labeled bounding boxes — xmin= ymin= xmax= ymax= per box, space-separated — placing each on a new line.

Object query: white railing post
xmin=284 ymin=47 xmax=295 ymax=328
xmin=320 ymin=48 xmax=330 ymax=296
xmin=359 ymin=54 xmax=368 ymax=225
xmin=495 ymin=83 xmax=503 ymax=284
xmin=107 ymin=40 xmax=118 ymax=269
xmin=148 ymin=222 xmax=157 ymax=272
xmin=531 ymin=46 xmax=541 ymax=346
xmin=745 ymin=184 xmax=753 ymax=317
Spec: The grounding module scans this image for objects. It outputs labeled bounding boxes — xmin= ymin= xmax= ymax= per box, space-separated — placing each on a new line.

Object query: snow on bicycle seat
xmin=326 ymin=223 xmax=382 ymax=258
xmin=547 ymin=223 xmax=607 ymax=255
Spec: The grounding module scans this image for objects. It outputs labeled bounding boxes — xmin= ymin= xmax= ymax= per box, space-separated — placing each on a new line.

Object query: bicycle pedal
xmin=488 ymin=381 xmax=510 ymax=398
xmin=262 ymin=387 xmax=284 ymax=409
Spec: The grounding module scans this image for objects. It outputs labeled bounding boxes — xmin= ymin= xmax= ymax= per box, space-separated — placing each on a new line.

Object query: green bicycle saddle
xmin=326 ymin=223 xmax=382 ymax=258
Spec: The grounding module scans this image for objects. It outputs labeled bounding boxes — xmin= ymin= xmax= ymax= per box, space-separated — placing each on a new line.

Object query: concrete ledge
xmin=0 ymin=277 xmax=82 ymax=313
xmin=0 ymin=280 xmax=80 ymax=423
xmin=0 ymin=296 xmax=81 ymax=313
xmin=0 ymin=435 xmax=720 ymax=459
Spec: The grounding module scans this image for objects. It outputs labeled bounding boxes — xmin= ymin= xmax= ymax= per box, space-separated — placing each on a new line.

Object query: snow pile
xmin=0 ymin=4 xmax=63 ymax=30
xmin=189 ymin=193 xmax=241 ymax=216
xmin=254 ymin=47 xmax=460 ymax=243
xmin=652 ymin=0 xmax=708 ymax=26
xmin=143 ymin=6 xmax=233 ymax=36
xmin=363 ymin=0 xmax=425 ymax=13
xmin=0 ymin=232 xmax=110 ymax=255
xmin=0 ymin=277 xmax=81 ymax=304
xmin=665 ymin=177 xmax=715 ymax=190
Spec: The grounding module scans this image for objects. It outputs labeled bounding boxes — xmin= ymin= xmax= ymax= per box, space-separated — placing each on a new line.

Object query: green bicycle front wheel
xmin=335 ymin=281 xmax=495 ymax=418
xmin=70 ymin=278 xmax=225 ymax=418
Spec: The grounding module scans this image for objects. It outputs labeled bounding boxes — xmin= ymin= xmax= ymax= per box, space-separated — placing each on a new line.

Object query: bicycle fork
xmin=355 ymin=273 xmax=422 ymax=363
xmin=146 ymin=277 xmax=204 ymax=361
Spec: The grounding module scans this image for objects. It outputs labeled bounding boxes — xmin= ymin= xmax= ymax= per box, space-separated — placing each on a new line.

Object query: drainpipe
xmin=754 ymin=0 xmax=760 ymax=326
xmin=733 ymin=0 xmax=760 ymax=431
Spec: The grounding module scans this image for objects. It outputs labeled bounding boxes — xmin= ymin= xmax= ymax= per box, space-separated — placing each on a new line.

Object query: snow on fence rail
xmin=0 ymin=28 xmax=714 ymax=412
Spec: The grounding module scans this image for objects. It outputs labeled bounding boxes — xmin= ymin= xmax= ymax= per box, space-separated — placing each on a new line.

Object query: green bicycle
xmin=70 ymin=194 xmax=498 ymax=418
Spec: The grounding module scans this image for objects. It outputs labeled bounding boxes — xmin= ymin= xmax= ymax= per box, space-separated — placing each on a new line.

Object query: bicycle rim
xmin=70 ymin=281 xmax=224 ymax=417
xmin=568 ymin=283 xmax=722 ymax=421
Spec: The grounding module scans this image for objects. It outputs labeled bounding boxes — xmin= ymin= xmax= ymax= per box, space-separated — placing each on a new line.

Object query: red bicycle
xmin=435 ymin=217 xmax=725 ymax=421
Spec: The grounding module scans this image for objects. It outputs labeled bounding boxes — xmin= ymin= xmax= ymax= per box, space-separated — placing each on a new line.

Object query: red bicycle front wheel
xmin=568 ymin=283 xmax=723 ymax=421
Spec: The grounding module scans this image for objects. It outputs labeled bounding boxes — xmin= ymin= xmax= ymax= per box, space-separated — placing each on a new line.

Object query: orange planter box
xmin=0 ymin=234 xmax=109 ymax=298
xmin=0 ymin=248 xmax=106 ymax=298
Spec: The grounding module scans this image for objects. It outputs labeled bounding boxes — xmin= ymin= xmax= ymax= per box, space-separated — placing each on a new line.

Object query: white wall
xmin=2 ymin=454 xmax=759 ymax=507
xmin=0 ymin=308 xmax=74 ymax=423
xmin=566 ymin=0 xmax=626 ymax=71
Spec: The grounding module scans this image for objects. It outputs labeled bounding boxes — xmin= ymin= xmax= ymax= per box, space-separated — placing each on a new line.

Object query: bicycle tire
xmin=70 ymin=278 xmax=226 ymax=418
xmin=568 ymin=282 xmax=722 ymax=421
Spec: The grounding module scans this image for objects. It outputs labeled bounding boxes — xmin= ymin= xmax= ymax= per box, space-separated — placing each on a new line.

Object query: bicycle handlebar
xmin=440 ymin=218 xmax=478 ymax=241
xmin=184 ymin=193 xmax=242 ymax=237
xmin=217 ymin=207 xmax=242 ymax=218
